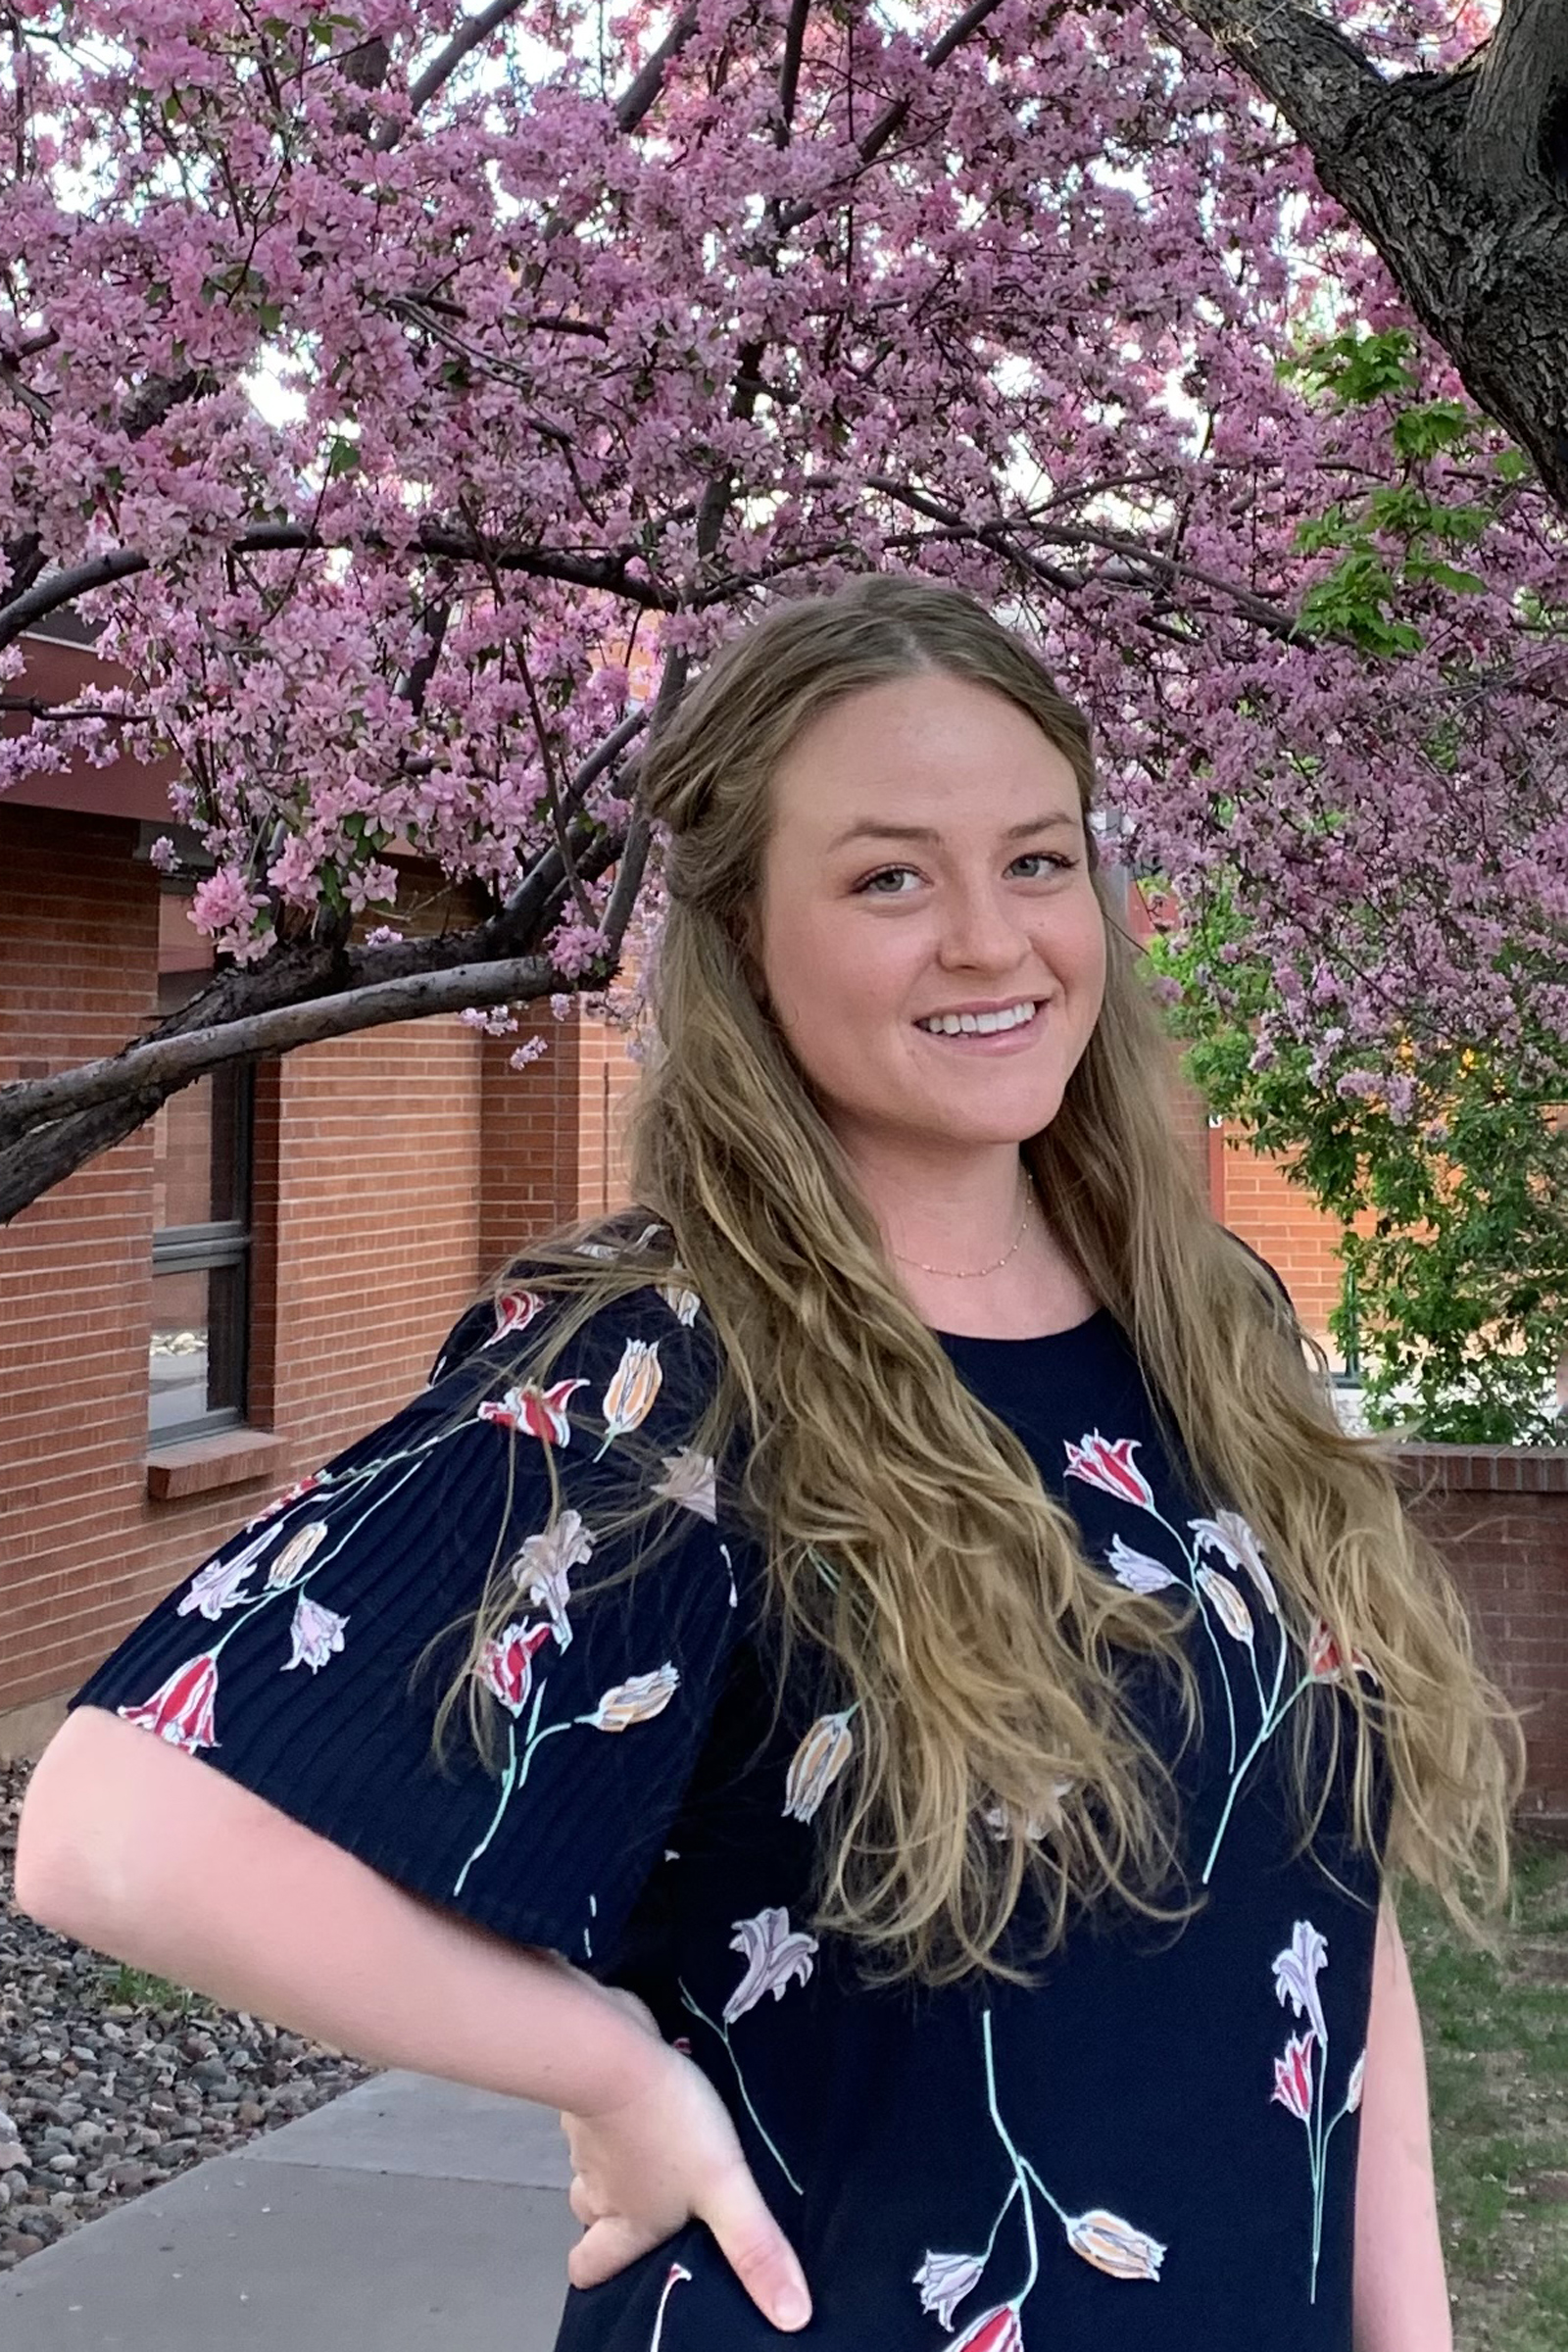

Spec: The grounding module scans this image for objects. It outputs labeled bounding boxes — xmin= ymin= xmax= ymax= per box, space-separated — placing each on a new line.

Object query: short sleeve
xmin=70 ymin=1283 xmax=757 ymax=1974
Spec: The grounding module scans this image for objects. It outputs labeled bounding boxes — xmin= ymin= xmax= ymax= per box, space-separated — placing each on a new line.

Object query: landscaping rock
xmin=1 ymin=1756 xmax=374 ymax=2272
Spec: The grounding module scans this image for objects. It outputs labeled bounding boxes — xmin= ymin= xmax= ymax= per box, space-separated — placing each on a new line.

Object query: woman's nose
xmin=935 ymin=886 xmax=1032 ymax=967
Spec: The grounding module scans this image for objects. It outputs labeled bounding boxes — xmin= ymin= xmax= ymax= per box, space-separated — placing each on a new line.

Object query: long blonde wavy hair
xmin=429 ymin=571 xmax=1524 ymax=1990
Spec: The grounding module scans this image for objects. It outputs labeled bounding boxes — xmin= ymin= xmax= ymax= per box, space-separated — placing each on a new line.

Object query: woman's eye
xmin=853 ymin=854 xmax=1072 ymax=896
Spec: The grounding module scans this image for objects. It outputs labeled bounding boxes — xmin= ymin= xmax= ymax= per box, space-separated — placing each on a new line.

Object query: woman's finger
xmin=565 ymin=2212 xmax=660 ymax=2291
xmin=699 ymin=2158 xmax=813 ymax=2331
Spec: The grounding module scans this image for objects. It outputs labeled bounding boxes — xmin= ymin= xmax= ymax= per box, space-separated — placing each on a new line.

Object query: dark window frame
xmin=148 ymin=909 xmax=257 ymax=1447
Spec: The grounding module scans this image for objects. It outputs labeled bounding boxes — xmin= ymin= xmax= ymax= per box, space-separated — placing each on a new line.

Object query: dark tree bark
xmin=1167 ymin=0 xmax=1568 ymax=509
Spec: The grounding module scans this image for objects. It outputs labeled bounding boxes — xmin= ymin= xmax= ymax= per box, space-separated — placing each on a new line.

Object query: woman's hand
xmin=559 ymin=1986 xmax=813 ymax=2332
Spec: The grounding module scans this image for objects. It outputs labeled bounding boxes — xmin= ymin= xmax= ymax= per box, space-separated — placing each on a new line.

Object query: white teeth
xmin=915 ymin=1001 xmax=1037 ymax=1036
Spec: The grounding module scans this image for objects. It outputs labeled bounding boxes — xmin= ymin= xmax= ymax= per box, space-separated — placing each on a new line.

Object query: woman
xmin=18 ymin=574 xmax=1522 ymax=2350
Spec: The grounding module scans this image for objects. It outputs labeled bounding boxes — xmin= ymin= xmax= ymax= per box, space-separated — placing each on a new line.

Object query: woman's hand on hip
xmin=559 ymin=1986 xmax=812 ymax=2332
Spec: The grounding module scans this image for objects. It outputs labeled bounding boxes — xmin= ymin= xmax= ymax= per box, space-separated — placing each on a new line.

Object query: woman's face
xmin=747 ymin=671 xmax=1107 ymax=1167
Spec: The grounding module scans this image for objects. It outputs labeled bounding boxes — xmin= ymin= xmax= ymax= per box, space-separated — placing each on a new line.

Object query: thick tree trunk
xmin=1171 ymin=0 xmax=1568 ymax=508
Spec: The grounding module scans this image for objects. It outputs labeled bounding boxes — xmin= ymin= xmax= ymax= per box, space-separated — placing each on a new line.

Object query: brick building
xmin=3 ymin=627 xmax=1563 ymax=1827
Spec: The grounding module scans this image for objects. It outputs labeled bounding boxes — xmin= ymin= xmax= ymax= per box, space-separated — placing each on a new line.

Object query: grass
xmin=101 ymin=1962 xmax=211 ymax=2016
xmin=1400 ymin=1837 xmax=1568 ymax=2351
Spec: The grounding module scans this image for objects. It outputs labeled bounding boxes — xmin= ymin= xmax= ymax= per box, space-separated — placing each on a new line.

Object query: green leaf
xmin=1391 ymin=399 xmax=1477 ymax=464
xmin=1404 ymin=559 xmax=1487 ymax=596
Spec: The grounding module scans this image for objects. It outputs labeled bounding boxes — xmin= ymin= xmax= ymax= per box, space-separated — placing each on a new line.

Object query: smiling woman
xmin=17 ymin=573 xmax=1521 ymax=2352
xmin=736 ymin=670 xmax=1110 ymax=1339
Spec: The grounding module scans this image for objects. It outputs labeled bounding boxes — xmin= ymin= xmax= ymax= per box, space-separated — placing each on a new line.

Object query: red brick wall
xmin=479 ymin=1002 xmax=582 ymax=1276
xmin=1211 ymin=1130 xmax=1370 ymax=1361
xmin=1396 ymin=1448 xmax=1568 ymax=1833
xmin=0 ymin=805 xmax=603 ymax=1718
xmin=1 ymin=808 xmax=164 ymax=1710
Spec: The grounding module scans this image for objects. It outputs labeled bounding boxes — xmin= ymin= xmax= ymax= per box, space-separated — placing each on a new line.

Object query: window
xmin=148 ymin=887 xmax=255 ymax=1441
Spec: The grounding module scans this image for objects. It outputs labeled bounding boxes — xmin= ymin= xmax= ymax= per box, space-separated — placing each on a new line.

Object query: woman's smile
xmin=911 ymin=1000 xmax=1047 ymax=1053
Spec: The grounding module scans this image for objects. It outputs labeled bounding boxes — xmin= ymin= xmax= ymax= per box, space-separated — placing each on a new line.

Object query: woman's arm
xmin=1352 ymin=1893 xmax=1452 ymax=2352
xmin=15 ymin=1704 xmax=812 ymax=2328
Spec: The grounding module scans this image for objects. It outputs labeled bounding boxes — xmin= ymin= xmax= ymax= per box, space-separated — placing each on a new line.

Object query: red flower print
xmin=485 ymin=1289 xmax=547 ymax=1346
xmin=951 ymin=2304 xmax=1024 ymax=2352
xmin=117 ymin=1653 xmax=220 ymax=1753
xmin=476 ymin=1376 xmax=590 ymax=1443
xmin=1305 ymin=1618 xmax=1376 ymax=1684
xmin=244 ymin=1473 xmax=325 ymax=1532
xmin=476 ymin=1621 xmax=553 ymax=1715
xmin=1272 ymin=2031 xmax=1316 ymax=2124
xmin=1064 ymin=1432 xmax=1154 ymax=1512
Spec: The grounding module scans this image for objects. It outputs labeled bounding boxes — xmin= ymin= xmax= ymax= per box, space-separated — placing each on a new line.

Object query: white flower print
xmin=595 ymin=1337 xmax=664 ymax=1460
xmin=783 ymin=1710 xmax=857 ymax=1822
xmin=1195 ymin=1565 xmax=1254 ymax=1645
xmin=583 ymin=1665 xmax=680 ymax=1732
xmin=910 ymin=2010 xmax=1168 ymax=2339
xmin=723 ymin=1907 xmax=818 ymax=2024
xmin=508 ymin=1507 xmax=595 ymax=1647
xmin=283 ymin=1594 xmax=347 ymax=1674
xmin=653 ymin=1446 xmax=717 ymax=1522
xmin=914 ymin=2249 xmax=987 ymax=2328
xmin=679 ymin=1910 xmax=818 ymax=2194
xmin=981 ymin=1781 xmax=1075 ymax=1841
xmin=177 ymin=1550 xmax=262 ymax=1621
xmin=1191 ymin=1508 xmax=1280 ymax=1616
xmin=1104 ymin=1533 xmax=1180 ymax=1595
xmin=1273 ymin=1918 xmax=1330 ymax=2047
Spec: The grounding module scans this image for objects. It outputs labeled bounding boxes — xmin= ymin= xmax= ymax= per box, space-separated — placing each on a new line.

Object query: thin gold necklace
xmin=889 ymin=1168 xmax=1036 ymax=1279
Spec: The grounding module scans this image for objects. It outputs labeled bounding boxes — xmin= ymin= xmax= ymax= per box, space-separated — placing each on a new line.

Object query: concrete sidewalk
xmin=0 ymin=2071 xmax=578 ymax=2350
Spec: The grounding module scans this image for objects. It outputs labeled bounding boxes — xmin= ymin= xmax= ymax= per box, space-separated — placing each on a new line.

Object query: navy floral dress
xmin=71 ymin=1243 xmax=1390 ymax=2352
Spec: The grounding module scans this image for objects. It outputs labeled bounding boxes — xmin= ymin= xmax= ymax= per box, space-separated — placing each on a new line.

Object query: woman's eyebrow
xmin=827 ymin=812 xmax=1078 ymax=851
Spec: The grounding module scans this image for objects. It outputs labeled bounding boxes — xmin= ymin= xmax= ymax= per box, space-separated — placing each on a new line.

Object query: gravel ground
xmin=0 ymin=1758 xmax=374 ymax=2272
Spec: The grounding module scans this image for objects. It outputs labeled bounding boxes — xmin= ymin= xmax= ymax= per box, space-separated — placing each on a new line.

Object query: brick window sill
xmin=146 ymin=1428 xmax=286 ymax=1503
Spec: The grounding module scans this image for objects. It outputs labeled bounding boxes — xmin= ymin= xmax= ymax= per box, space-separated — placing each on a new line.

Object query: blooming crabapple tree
xmin=1 ymin=0 xmax=1565 ymax=1219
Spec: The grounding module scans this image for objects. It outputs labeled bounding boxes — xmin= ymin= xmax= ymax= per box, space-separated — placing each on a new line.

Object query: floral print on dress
xmin=508 ymin=1508 xmax=595 ymax=1648
xmin=597 ymin=1337 xmax=664 ymax=1460
xmin=1065 ymin=1430 xmax=1379 ymax=1884
xmin=679 ymin=1908 xmax=817 ymax=2193
xmin=647 ymin=2260 xmax=693 ymax=2348
xmin=284 ymin=1594 xmax=347 ymax=1674
xmin=116 ymin=1651 xmax=220 ymax=1752
xmin=453 ymin=1629 xmax=683 ymax=1897
xmin=485 ymin=1287 xmax=549 ymax=1347
xmin=1269 ymin=1919 xmax=1367 ymax=2302
xmin=477 ymin=1375 xmax=590 ymax=1441
xmin=911 ymin=2008 xmax=1166 ymax=2343
xmin=116 ymin=1273 xmax=723 ymax=1924
xmin=783 ymin=1708 xmax=858 ymax=1822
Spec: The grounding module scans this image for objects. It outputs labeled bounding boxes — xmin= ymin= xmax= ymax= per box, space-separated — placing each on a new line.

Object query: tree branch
xmin=0 ymin=527 xmax=670 ymax=652
xmin=777 ymin=0 xmax=1014 ymax=232
xmin=1165 ymin=0 xmax=1568 ymax=510
xmin=8 ymin=953 xmax=568 ymax=1140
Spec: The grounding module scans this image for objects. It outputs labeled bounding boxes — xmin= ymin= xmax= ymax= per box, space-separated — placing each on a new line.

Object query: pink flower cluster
xmin=1 ymin=0 xmax=1560 ymax=1086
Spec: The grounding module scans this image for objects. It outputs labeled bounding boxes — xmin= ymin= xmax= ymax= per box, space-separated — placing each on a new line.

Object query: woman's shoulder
xmin=427 ymin=1216 xmax=716 ymax=1395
